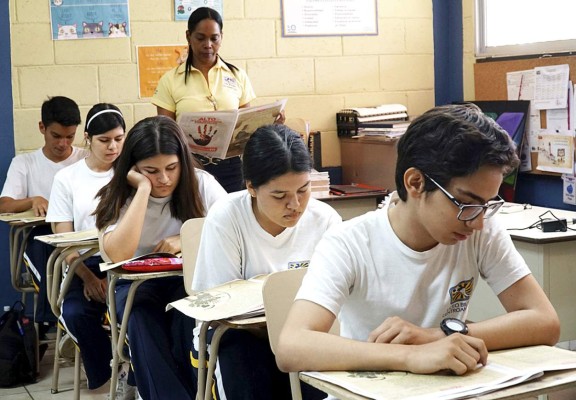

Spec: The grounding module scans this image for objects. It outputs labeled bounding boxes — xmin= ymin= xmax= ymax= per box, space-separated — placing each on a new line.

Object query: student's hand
xmin=274 ymin=110 xmax=286 ymax=125
xmin=153 ymin=234 xmax=181 ymax=254
xmin=83 ymin=275 xmax=107 ymax=303
xmin=127 ymin=167 xmax=152 ymax=192
xmin=403 ymin=334 xmax=488 ymax=375
xmin=31 ymin=196 xmax=49 ymax=217
xmin=368 ymin=316 xmax=444 ymax=345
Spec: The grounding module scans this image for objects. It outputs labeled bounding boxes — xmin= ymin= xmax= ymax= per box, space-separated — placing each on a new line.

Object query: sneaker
xmin=111 ymin=364 xmax=136 ymax=400
xmin=58 ymin=333 xmax=76 ymax=360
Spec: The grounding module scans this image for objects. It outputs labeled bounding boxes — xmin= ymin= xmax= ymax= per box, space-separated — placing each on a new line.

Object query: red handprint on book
xmin=190 ymin=124 xmax=218 ymax=146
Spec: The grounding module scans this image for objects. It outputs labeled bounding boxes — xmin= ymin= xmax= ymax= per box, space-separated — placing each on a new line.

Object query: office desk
xmin=468 ymin=205 xmax=576 ymax=342
xmin=315 ymin=192 xmax=385 ymax=220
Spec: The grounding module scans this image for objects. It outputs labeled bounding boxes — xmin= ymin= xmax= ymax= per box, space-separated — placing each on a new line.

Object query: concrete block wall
xmin=10 ymin=0 xmax=435 ymax=167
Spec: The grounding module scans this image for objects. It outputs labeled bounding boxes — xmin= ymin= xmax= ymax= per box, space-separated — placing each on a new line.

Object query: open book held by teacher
xmin=177 ymin=99 xmax=287 ymax=160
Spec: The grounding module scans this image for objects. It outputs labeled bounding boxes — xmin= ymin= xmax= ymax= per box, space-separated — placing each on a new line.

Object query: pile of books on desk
xmin=336 ymin=104 xmax=409 ymax=137
xmin=310 ymin=169 xmax=330 ymax=198
xmin=355 ymin=120 xmax=410 ymax=139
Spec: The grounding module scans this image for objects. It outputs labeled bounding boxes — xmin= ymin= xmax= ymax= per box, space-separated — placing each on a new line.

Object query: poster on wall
xmin=281 ymin=0 xmax=377 ymax=37
xmin=137 ymin=45 xmax=189 ymax=99
xmin=50 ymin=0 xmax=130 ymax=40
xmin=174 ymin=0 xmax=223 ymax=21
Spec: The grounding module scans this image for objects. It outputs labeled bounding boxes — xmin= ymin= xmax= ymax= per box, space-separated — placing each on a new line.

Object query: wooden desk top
xmin=497 ymin=204 xmax=576 ymax=244
xmin=314 ymin=192 xmax=387 ymax=203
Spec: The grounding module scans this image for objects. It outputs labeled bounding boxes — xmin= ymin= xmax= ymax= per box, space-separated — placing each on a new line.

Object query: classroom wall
xmin=9 ymin=0 xmax=436 ymax=167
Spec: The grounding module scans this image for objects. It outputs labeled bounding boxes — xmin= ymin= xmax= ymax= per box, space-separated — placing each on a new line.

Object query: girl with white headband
xmin=46 ymin=103 xmax=130 ymax=396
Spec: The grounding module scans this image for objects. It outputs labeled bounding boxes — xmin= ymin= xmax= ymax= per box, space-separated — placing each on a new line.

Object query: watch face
xmin=446 ymin=320 xmax=464 ymax=331
xmin=441 ymin=318 xmax=468 ymax=335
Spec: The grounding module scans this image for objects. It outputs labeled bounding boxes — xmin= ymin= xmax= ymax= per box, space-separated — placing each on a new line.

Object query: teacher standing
xmin=152 ymin=7 xmax=256 ymax=193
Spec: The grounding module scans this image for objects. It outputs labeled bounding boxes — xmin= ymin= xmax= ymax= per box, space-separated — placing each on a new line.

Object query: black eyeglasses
xmin=424 ymin=174 xmax=504 ymax=222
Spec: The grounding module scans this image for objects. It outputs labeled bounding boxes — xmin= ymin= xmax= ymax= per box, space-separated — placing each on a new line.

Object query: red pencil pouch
xmin=121 ymin=255 xmax=183 ymax=272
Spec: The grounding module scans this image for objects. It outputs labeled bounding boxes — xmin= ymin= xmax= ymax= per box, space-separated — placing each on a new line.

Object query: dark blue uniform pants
xmin=24 ymin=225 xmax=57 ymax=325
xmin=192 ymin=328 xmax=326 ymax=400
xmin=60 ymin=256 xmax=111 ymax=389
xmin=115 ymin=276 xmax=196 ymax=400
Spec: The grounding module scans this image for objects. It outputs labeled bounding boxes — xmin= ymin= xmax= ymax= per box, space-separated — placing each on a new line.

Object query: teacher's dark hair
xmin=242 ymin=124 xmax=311 ymax=188
xmin=94 ymin=115 xmax=205 ymax=230
xmin=185 ymin=7 xmax=238 ymax=84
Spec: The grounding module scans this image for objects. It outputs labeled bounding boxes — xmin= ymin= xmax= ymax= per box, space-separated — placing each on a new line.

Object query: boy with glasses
xmin=277 ymin=103 xmax=560 ymax=377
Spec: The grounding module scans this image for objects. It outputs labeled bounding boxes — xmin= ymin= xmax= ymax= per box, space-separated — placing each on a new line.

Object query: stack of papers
xmin=310 ymin=169 xmax=330 ymax=198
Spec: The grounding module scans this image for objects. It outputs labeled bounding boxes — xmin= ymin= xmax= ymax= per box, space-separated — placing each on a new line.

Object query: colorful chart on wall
xmin=174 ymin=0 xmax=223 ymax=21
xmin=465 ymin=101 xmax=530 ymax=202
xmin=49 ymin=0 xmax=130 ymax=40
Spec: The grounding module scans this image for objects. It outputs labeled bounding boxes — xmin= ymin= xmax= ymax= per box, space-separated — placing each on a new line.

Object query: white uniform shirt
xmin=296 ymin=203 xmax=531 ymax=341
xmin=1 ymin=147 xmax=87 ymax=200
xmin=46 ymin=158 xmax=113 ymax=232
xmin=192 ymin=190 xmax=342 ymax=291
xmin=103 ymin=169 xmax=226 ymax=259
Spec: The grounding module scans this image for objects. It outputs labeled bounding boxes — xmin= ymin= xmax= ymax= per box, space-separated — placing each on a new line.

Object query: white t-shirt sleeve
xmin=46 ymin=170 xmax=73 ymax=223
xmin=192 ymin=199 xmax=243 ymax=291
xmin=1 ymin=156 xmax=27 ymax=199
xmin=477 ymin=216 xmax=531 ymax=295
xmin=195 ymin=169 xmax=227 ymax=213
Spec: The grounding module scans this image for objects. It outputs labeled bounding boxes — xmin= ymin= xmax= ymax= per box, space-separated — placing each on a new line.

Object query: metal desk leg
xmin=204 ymin=324 xmax=229 ymax=400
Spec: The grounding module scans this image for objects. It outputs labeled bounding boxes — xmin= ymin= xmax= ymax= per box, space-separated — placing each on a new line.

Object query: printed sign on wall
xmin=50 ymin=0 xmax=130 ymax=40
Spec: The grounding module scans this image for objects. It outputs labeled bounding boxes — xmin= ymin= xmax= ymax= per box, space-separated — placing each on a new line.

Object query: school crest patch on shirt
xmin=223 ymin=76 xmax=238 ymax=90
xmin=442 ymin=277 xmax=474 ymax=319
xmin=288 ymin=260 xmax=309 ymax=269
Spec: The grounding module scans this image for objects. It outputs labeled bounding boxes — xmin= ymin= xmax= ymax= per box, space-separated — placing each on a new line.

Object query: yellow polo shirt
xmin=152 ymin=57 xmax=256 ymax=120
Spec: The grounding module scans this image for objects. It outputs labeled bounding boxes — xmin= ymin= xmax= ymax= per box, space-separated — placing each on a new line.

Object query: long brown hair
xmin=94 ymin=115 xmax=205 ymax=229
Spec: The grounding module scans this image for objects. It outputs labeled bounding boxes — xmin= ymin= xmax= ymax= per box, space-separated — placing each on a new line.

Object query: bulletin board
xmin=474 ymin=55 xmax=576 ymax=101
xmin=474 ymin=55 xmax=576 ymax=175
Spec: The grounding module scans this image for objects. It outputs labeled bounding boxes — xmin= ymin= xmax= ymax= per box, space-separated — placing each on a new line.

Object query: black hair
xmin=184 ymin=7 xmax=238 ymax=84
xmin=395 ymin=103 xmax=520 ymax=201
xmin=242 ymin=124 xmax=311 ymax=188
xmin=84 ymin=103 xmax=126 ymax=138
xmin=95 ymin=116 xmax=204 ymax=229
xmin=41 ymin=96 xmax=81 ymax=127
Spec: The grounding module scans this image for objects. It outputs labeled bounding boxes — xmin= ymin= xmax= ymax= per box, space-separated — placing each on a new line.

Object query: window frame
xmin=475 ymin=0 xmax=576 ymax=58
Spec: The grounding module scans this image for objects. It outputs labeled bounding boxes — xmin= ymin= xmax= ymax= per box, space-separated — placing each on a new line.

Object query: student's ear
xmin=404 ymin=168 xmax=425 ymax=199
xmin=245 ymin=181 xmax=256 ymax=198
xmin=38 ymin=121 xmax=46 ymax=135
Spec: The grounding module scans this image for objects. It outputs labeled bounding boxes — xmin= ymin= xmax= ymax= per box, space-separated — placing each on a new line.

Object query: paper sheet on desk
xmin=301 ymin=346 xmax=576 ymax=400
xmin=166 ymin=275 xmax=267 ymax=321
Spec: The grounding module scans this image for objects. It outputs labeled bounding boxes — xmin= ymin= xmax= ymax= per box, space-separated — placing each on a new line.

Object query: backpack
xmin=0 ymin=301 xmax=37 ymax=387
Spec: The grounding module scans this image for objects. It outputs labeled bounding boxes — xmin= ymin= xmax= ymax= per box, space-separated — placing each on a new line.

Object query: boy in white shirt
xmin=0 ymin=96 xmax=86 ymax=329
xmin=277 ymin=104 xmax=560 ymax=380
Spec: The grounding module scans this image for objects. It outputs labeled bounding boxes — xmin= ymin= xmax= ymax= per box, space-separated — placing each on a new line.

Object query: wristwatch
xmin=440 ymin=318 xmax=468 ymax=336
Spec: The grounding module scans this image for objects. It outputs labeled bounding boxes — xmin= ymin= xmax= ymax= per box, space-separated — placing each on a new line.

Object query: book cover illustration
xmin=177 ymin=99 xmax=287 ymax=160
